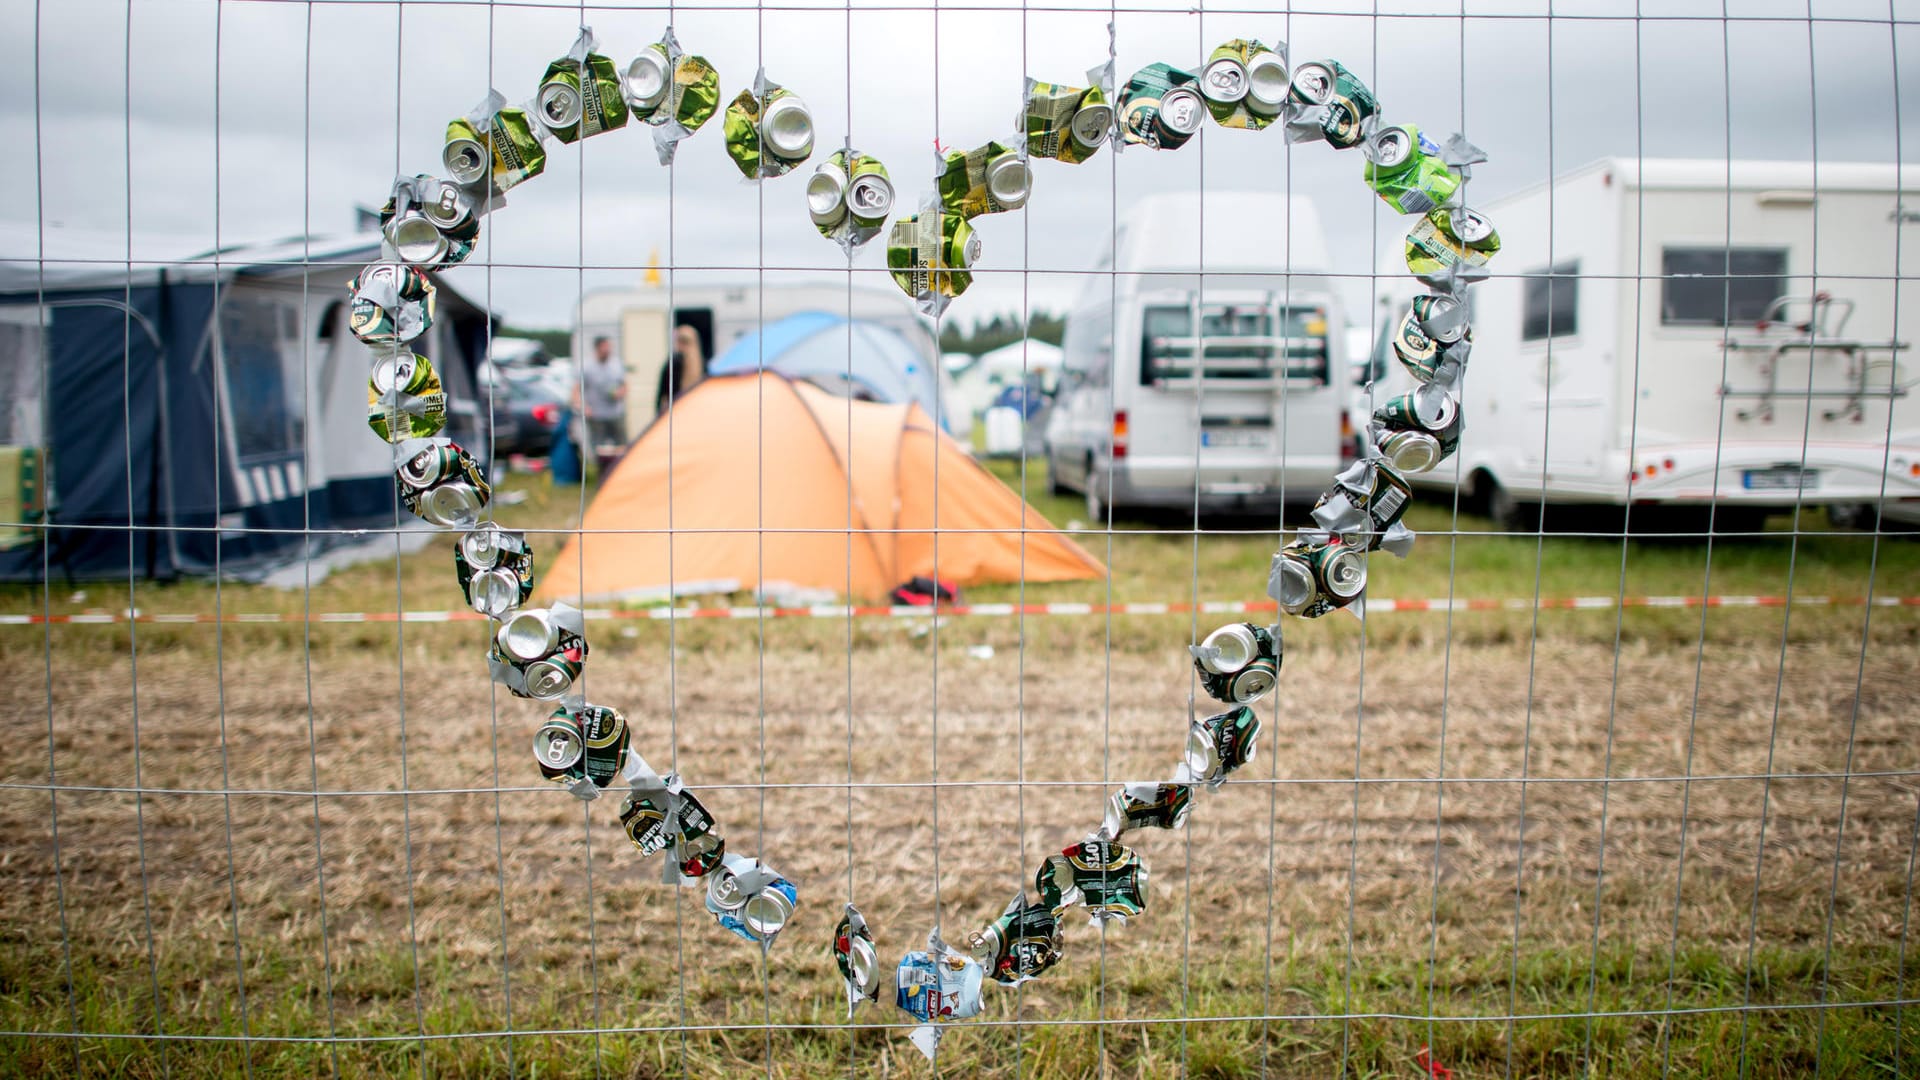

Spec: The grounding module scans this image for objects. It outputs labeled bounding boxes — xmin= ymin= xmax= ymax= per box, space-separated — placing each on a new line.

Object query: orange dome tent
xmin=537 ymin=373 xmax=1103 ymax=603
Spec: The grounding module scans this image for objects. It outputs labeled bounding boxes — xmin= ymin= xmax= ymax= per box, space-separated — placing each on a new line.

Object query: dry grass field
xmin=2 ymin=469 xmax=1918 ymax=1077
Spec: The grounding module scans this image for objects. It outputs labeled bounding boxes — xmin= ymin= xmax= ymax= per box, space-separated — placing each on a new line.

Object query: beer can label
xmin=1104 ymin=781 xmax=1194 ymax=835
xmin=1201 ymin=40 xmax=1283 ymax=130
xmin=888 ymin=210 xmax=973 ymax=314
xmin=1320 ymin=60 xmax=1379 ymax=148
xmin=366 ymin=353 xmax=448 ymax=443
xmin=1406 ymin=209 xmax=1497 ymax=278
xmin=835 ymin=906 xmax=883 ymax=1007
xmin=968 ymin=894 xmax=1062 ymax=986
xmin=1023 ymin=81 xmax=1108 ymax=164
xmin=895 ymin=945 xmax=984 ymax=1022
xmin=539 ymin=50 xmax=629 ymax=143
xmin=395 ymin=438 xmax=489 ymax=527
xmin=724 ymin=82 xmax=811 ymax=180
xmin=937 ymin=141 xmax=1025 ymax=219
xmin=444 ymin=107 xmax=547 ymax=194
xmin=1119 ymin=63 xmax=1203 ymax=150
xmin=1036 ymin=839 xmax=1147 ymax=922
xmin=1367 ymin=129 xmax=1461 ymax=216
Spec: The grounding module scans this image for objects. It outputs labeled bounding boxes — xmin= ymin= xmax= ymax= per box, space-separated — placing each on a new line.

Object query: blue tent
xmin=0 ymin=233 xmax=493 ymax=582
xmin=707 ymin=311 xmax=949 ymax=431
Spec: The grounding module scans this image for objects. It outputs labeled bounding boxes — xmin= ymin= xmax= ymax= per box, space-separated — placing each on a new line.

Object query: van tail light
xmin=1112 ymin=410 xmax=1129 ymax=460
xmin=1339 ymin=410 xmax=1356 ymax=465
xmin=531 ymin=403 xmax=560 ymax=426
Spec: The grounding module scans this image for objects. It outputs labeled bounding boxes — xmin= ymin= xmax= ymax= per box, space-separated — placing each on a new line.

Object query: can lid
xmin=522 ymin=658 xmax=575 ymax=700
xmin=461 ymin=527 xmax=505 ymax=569
xmin=387 ymin=214 xmax=448 ymax=266
xmin=1380 ymin=430 xmax=1442 ymax=474
xmin=1368 ymin=126 xmax=1414 ymax=170
xmin=469 ymin=568 xmax=522 ymax=617
xmin=1271 ymin=555 xmax=1317 ymax=610
xmin=1183 ymin=721 xmax=1223 ymax=781
xmin=444 ymin=138 xmax=489 ymax=185
xmin=1198 ymin=623 xmax=1258 ymax=674
xmin=707 ymin=865 xmax=748 ymax=911
xmin=1323 ymin=546 xmax=1368 ymax=599
xmin=499 ymin=610 xmax=560 ymax=661
xmin=423 ymin=183 xmax=472 ymax=230
xmin=397 ymin=445 xmax=446 ymax=490
xmin=533 ymin=721 xmax=584 ymax=771
xmin=846 ymin=173 xmax=895 ymax=221
xmin=1230 ymin=664 xmax=1276 ymax=703
xmin=956 ymin=226 xmax=983 ymax=270
xmin=806 ymin=165 xmax=847 ymax=226
xmin=985 ymin=154 xmax=1031 ymax=210
xmin=1158 ymin=86 xmax=1206 ymax=135
xmin=370 ymin=352 xmax=419 ymax=397
xmin=1244 ymin=51 xmax=1290 ymax=109
xmin=626 ymin=51 xmax=670 ymax=108
xmin=742 ymin=888 xmax=794 ymax=938
xmin=1290 ymin=63 xmax=1334 ymax=105
xmin=1199 ymin=57 xmax=1249 ymax=104
xmin=1070 ymin=102 xmax=1113 ymax=148
xmin=539 ymin=82 xmax=584 ymax=130
xmin=1451 ymin=207 xmax=1494 ymax=244
xmin=1412 ymin=384 xmax=1458 ymax=430
xmin=761 ymin=97 xmax=815 ymax=160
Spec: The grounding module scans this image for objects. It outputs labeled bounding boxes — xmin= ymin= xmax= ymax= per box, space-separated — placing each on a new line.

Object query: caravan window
xmin=1661 ymin=247 xmax=1787 ymax=326
xmin=1522 ymin=261 xmax=1579 ymax=341
xmin=219 ymin=292 xmax=307 ymax=460
xmin=0 ymin=307 xmax=46 ymax=446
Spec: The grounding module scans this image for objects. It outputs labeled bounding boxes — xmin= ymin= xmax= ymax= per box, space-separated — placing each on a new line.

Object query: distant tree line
xmin=937 ymin=311 xmax=1065 ymax=356
xmin=497 ymin=325 xmax=573 ymax=359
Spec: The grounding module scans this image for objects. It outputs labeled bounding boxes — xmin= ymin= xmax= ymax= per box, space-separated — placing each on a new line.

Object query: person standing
xmin=655 ymin=324 xmax=707 ymax=414
xmin=581 ymin=335 xmax=628 ymax=468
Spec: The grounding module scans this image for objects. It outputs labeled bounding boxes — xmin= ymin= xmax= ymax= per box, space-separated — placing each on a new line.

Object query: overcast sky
xmin=2 ymin=0 xmax=1917 ymax=329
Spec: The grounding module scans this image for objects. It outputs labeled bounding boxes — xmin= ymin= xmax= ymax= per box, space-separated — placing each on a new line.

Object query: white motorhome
xmin=1046 ymin=192 xmax=1350 ymax=520
xmin=573 ymin=281 xmax=952 ymax=441
xmin=1365 ymin=158 xmax=1920 ymax=527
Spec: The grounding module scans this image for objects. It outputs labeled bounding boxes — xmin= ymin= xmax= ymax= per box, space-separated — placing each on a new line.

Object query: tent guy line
xmin=2 ymin=593 xmax=1910 ymax=626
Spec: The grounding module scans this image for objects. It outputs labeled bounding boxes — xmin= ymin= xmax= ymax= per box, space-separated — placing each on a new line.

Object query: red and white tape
xmin=2 ymin=594 xmax=1915 ymax=626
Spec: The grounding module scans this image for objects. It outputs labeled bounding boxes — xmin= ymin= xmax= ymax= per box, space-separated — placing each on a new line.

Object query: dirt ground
xmin=1 ymin=616 xmax=1916 ymax=1076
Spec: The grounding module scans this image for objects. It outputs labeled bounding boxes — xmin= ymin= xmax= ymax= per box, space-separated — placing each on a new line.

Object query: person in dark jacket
xmin=654 ymin=324 xmax=707 ymax=414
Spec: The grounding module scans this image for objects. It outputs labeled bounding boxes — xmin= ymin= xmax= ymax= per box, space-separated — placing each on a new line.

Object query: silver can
xmin=1367 ymin=125 xmax=1414 ymax=170
xmin=625 ymin=48 xmax=671 ymax=111
xmin=1378 ymin=429 xmax=1443 ymax=474
xmin=1199 ymin=57 xmax=1249 ymax=104
xmin=384 ymin=210 xmax=447 ymax=266
xmin=497 ymin=609 xmax=560 ymax=662
xmin=532 ymin=714 xmax=585 ymax=774
xmin=1194 ymin=623 xmax=1258 ymax=674
xmin=807 ymin=161 xmax=848 ymax=228
xmin=845 ymin=171 xmax=894 ymax=225
xmin=538 ymin=81 xmax=584 ymax=132
xmin=443 ymin=136 xmax=489 ymax=186
xmin=1158 ymin=85 xmax=1206 ymax=137
xmin=1245 ymin=51 xmax=1290 ymax=113
xmin=1289 ymin=61 xmax=1334 ymax=106
xmin=1071 ymin=101 xmax=1113 ymax=148
xmin=761 ymin=94 xmax=815 ymax=160
xmin=983 ymin=151 xmax=1031 ymax=211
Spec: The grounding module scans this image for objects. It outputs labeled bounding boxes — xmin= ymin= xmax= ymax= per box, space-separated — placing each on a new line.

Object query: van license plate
xmin=1201 ymin=429 xmax=1269 ymax=450
xmin=1742 ymin=467 xmax=1819 ymax=492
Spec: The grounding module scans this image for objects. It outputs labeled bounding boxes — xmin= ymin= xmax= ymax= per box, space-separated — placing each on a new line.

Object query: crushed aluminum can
xmin=1372 ymin=385 xmax=1464 ymax=475
xmin=1190 ymin=621 xmax=1283 ymax=706
xmin=1036 ymin=839 xmax=1147 ymax=923
xmin=379 ymin=175 xmax=481 ymax=270
xmin=443 ymin=90 xmax=547 ymax=193
xmin=705 ymin=853 xmax=799 ymax=948
xmin=1118 ymin=63 xmax=1205 ymax=150
xmin=348 ymin=262 xmax=436 ymax=346
xmin=488 ymin=603 xmax=588 ymax=701
xmin=1405 ymin=205 xmax=1502 ymax=281
xmin=724 ymin=73 xmax=813 ymax=179
xmin=834 ymin=904 xmax=883 ymax=1010
xmin=1268 ymin=536 xmax=1367 ymax=619
xmin=566 ymin=703 xmax=630 ymax=790
xmin=1391 ymin=295 xmax=1467 ymax=383
xmin=1364 ymin=124 xmax=1459 ymax=216
xmin=808 ymin=148 xmax=893 ymax=251
xmin=888 ymin=205 xmax=978 ymax=316
xmin=967 ymin=892 xmax=1062 ymax=986
xmin=619 ymin=772 xmax=726 ymax=880
xmin=896 ymin=929 xmax=984 ymax=1059
xmin=937 ymin=140 xmax=1030 ymax=219
xmin=531 ymin=709 xmax=584 ymax=777
xmin=629 ymin=30 xmax=720 ymax=164
xmin=454 ymin=526 xmax=535 ymax=618
xmin=1184 ymin=704 xmax=1262 ymax=789
xmin=395 ymin=437 xmax=489 ymax=527
xmin=1022 ymin=79 xmax=1111 ymax=164
xmin=1312 ymin=458 xmax=1414 ymax=552
xmin=535 ymin=28 xmax=628 ymax=143
xmin=1101 ymin=780 xmax=1195 ymax=839
xmin=366 ymin=351 xmax=448 ymax=444
xmin=1316 ymin=59 xmax=1379 ymax=149
xmin=1200 ymin=39 xmax=1290 ymax=130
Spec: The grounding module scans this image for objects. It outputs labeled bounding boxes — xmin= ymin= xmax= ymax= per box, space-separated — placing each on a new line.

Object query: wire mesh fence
xmin=1 ymin=0 xmax=1917 ymax=1077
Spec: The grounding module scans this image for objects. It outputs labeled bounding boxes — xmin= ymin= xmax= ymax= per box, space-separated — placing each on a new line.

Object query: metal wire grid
xmin=6 ymin=0 xmax=1917 ymax=1076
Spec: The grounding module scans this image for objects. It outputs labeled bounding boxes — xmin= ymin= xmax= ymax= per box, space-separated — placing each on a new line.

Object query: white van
xmin=1045 ymin=192 xmax=1350 ymax=521
xmin=1365 ymin=158 xmax=1920 ymax=528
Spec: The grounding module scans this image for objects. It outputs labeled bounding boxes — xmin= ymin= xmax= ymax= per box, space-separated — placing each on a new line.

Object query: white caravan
xmin=573 ymin=281 xmax=951 ymax=441
xmin=1364 ymin=158 xmax=1920 ymax=527
xmin=1046 ymin=192 xmax=1350 ymax=520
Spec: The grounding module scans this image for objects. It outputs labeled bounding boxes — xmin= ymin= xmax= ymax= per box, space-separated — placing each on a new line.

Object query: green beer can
xmin=347 ymin=262 xmax=436 ymax=346
xmin=937 ymin=140 xmax=1030 ymax=219
xmin=532 ymin=711 xmax=586 ymax=783
xmin=724 ymin=82 xmax=814 ymax=179
xmin=1119 ymin=63 xmax=1206 ymax=150
xmin=621 ymin=780 xmax=725 ymax=879
xmin=1023 ymin=80 xmax=1111 ymax=164
xmin=808 ymin=149 xmax=894 ymax=237
xmin=366 ymin=351 xmax=447 ymax=443
xmin=1200 ymin=39 xmax=1290 ymax=130
xmin=1101 ymin=781 xmax=1194 ymax=838
xmin=1364 ymin=124 xmax=1459 ymax=215
xmin=637 ymin=50 xmax=720 ymax=136
xmin=1313 ymin=459 xmax=1414 ymax=550
xmin=1191 ymin=621 xmax=1283 ymax=705
xmin=1311 ymin=59 xmax=1377 ymax=149
xmin=1373 ymin=387 xmax=1463 ymax=473
xmin=1268 ymin=537 xmax=1367 ymax=619
xmin=1036 ymin=839 xmax=1147 ymax=923
xmin=379 ymin=176 xmax=480 ymax=270
xmin=455 ymin=526 xmax=535 ymax=618
xmin=536 ymin=41 xmax=629 ymax=143
xmin=443 ymin=102 xmax=547 ymax=193
xmin=967 ymin=893 xmax=1062 ymax=986
xmin=395 ymin=437 xmax=489 ymax=527
xmin=1184 ymin=705 xmax=1262 ymax=788
xmin=888 ymin=211 xmax=979 ymax=308
xmin=1405 ymin=205 xmax=1502 ymax=278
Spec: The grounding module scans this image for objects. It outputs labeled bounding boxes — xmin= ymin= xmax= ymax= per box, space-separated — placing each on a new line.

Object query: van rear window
xmin=1141 ymin=303 xmax=1329 ymax=386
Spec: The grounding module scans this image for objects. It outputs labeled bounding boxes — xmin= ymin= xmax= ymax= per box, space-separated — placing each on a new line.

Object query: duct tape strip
xmin=6 ymin=595 xmax=1915 ymax=626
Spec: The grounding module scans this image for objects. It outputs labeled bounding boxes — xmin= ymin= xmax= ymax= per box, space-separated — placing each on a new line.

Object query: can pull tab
xmin=545 ymin=736 xmax=571 ymax=764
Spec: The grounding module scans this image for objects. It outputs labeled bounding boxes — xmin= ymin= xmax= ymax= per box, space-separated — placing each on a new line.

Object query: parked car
xmin=476 ymin=362 xmax=566 ymax=459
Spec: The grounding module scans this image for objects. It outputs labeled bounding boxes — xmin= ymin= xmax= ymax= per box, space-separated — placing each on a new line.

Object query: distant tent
xmin=706 ymin=311 xmax=953 ymax=431
xmin=0 ymin=232 xmax=493 ymax=581
xmin=538 ymin=372 xmax=1103 ymax=603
